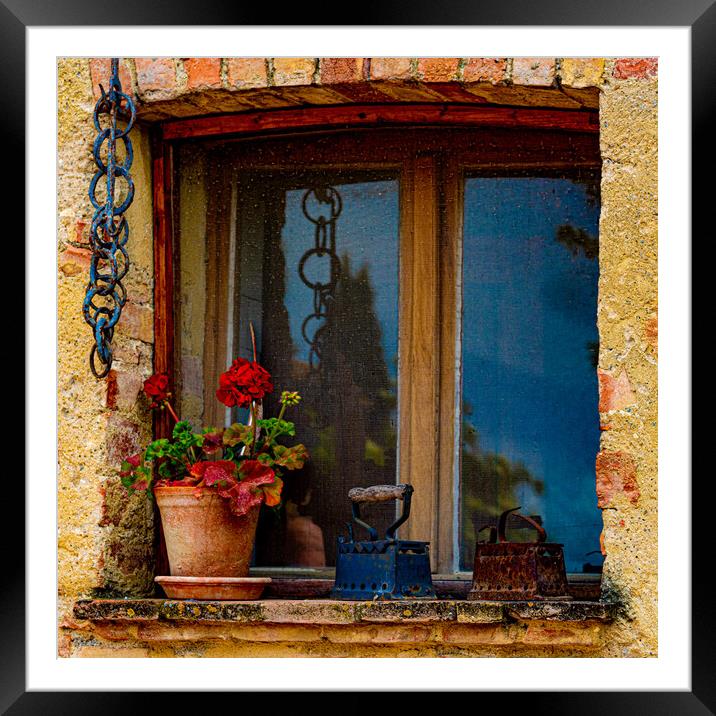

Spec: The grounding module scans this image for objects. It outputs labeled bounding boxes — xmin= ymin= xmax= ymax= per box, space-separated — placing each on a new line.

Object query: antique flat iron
xmin=332 ymin=483 xmax=435 ymax=600
xmin=468 ymin=507 xmax=571 ymax=601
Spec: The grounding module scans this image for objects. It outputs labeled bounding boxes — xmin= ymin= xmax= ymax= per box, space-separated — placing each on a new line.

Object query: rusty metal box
xmin=468 ymin=541 xmax=571 ymax=601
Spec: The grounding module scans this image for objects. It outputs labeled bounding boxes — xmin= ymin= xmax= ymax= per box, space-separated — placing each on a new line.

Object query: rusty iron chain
xmin=83 ymin=58 xmax=136 ymax=378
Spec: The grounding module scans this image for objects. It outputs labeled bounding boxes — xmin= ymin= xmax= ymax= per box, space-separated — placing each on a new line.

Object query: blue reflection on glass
xmin=460 ymin=175 xmax=602 ymax=574
xmin=282 ymin=180 xmax=399 ymax=380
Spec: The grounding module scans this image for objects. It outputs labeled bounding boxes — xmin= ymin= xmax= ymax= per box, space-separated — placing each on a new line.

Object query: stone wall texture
xmin=57 ymin=57 xmax=658 ymax=658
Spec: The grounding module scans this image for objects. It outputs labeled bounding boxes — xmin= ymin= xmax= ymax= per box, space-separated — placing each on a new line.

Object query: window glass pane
xmin=459 ymin=173 xmax=602 ymax=574
xmin=237 ymin=171 xmax=400 ymax=568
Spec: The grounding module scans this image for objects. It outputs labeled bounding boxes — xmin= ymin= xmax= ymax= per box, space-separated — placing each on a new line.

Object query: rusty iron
xmin=468 ymin=507 xmax=571 ymax=601
xmin=84 ymin=58 xmax=136 ymax=378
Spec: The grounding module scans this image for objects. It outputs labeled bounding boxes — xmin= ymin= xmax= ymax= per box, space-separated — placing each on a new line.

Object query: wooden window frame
xmin=152 ymin=103 xmax=600 ymax=575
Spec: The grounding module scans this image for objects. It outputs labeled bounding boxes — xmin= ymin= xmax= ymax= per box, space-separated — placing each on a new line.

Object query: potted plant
xmin=119 ymin=358 xmax=308 ymax=600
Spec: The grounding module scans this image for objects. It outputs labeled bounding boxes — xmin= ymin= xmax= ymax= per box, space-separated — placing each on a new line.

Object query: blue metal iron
xmin=332 ymin=484 xmax=435 ymax=600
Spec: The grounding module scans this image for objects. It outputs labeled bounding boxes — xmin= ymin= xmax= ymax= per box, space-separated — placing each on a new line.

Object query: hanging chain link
xmin=298 ymin=186 xmax=342 ymax=371
xmin=83 ymin=58 xmax=136 ymax=378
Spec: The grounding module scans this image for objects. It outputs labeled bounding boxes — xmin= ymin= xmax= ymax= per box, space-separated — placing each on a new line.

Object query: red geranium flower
xmin=216 ymin=358 xmax=273 ymax=409
xmin=143 ymin=373 xmax=170 ymax=408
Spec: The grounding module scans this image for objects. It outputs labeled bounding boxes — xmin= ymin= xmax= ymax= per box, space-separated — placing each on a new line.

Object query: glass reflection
xmin=234 ymin=173 xmax=400 ymax=567
xmin=460 ymin=174 xmax=602 ymax=574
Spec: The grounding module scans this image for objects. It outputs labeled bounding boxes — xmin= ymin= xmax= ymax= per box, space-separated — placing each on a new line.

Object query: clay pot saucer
xmin=155 ymin=576 xmax=271 ymax=600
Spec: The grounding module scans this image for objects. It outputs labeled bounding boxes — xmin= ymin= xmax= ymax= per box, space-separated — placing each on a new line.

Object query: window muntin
xmin=171 ymin=127 xmax=602 ymax=576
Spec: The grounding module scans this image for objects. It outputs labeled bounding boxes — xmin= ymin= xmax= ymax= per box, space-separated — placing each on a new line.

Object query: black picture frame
xmin=9 ymin=1 xmax=704 ymax=711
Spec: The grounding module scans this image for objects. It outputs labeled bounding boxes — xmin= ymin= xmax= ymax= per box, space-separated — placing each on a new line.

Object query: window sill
xmin=70 ymin=596 xmax=620 ymax=654
xmin=73 ymin=597 xmax=619 ymax=625
xmin=74 ymin=596 xmax=618 ymax=623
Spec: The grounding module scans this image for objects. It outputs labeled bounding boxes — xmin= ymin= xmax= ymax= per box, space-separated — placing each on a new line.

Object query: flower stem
xmin=163 ymin=400 xmax=181 ymax=424
xmin=265 ymin=403 xmax=287 ymax=447
xmin=250 ymin=401 xmax=259 ymax=458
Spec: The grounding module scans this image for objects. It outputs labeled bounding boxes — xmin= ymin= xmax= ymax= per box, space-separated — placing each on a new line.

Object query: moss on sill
xmin=73 ymin=597 xmax=620 ymax=624
xmin=64 ymin=598 xmax=623 ymax=657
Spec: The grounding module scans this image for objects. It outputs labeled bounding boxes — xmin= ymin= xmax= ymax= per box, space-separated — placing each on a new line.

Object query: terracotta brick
xmin=463 ymin=57 xmax=507 ymax=84
xmin=113 ymin=341 xmax=141 ymax=366
xmin=115 ymin=369 xmax=144 ymax=410
xmin=59 ymin=246 xmax=91 ymax=276
xmin=89 ymin=58 xmax=132 ymax=100
xmin=76 ymin=646 xmax=149 ymax=658
xmin=57 ymin=631 xmax=73 ymax=658
xmin=226 ymin=58 xmax=268 ymax=89
xmin=74 ymin=220 xmax=89 ymax=246
xmin=596 ymin=451 xmax=640 ymax=507
xmin=417 ymin=57 xmax=460 ymax=82
xmin=369 ymin=57 xmax=413 ymax=81
xmin=523 ymin=622 xmax=601 ymax=647
xmin=323 ymin=625 xmax=431 ymax=644
xmin=184 ymin=58 xmax=222 ymax=91
xmin=560 ymin=58 xmax=605 ymax=88
xmin=614 ymin=58 xmax=658 ymax=80
xmin=92 ymin=621 xmax=138 ymax=641
xmin=598 ymin=368 xmax=636 ymax=412
xmin=106 ymin=415 xmax=143 ymax=466
xmin=272 ymin=58 xmax=316 ymax=86
xmin=135 ymin=58 xmax=176 ymax=94
xmin=105 ymin=369 xmax=118 ymax=410
xmin=512 ymin=57 xmax=556 ymax=87
xmin=227 ymin=625 xmax=319 ymax=642
xmin=319 ymin=57 xmax=364 ymax=84
xmin=117 ymin=301 xmax=153 ymax=344
xmin=443 ymin=624 xmax=516 ymax=645
xmin=136 ymin=621 xmax=320 ymax=642
xmin=136 ymin=623 xmax=220 ymax=642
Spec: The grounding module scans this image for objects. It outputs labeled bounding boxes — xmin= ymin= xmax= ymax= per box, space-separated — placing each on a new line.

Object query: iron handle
xmin=497 ymin=507 xmax=547 ymax=543
xmin=348 ymin=484 xmax=412 ymax=504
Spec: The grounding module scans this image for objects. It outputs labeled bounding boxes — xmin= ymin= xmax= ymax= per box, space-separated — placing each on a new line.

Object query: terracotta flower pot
xmin=154 ymin=486 xmax=260 ymax=577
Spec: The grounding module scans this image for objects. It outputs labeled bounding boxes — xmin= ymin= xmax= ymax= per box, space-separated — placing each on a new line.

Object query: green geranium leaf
xmin=158 ymin=461 xmax=174 ymax=478
xmin=223 ymin=423 xmax=254 ymax=447
xmin=145 ymin=438 xmax=170 ymax=460
xmin=172 ymin=421 xmax=194 ymax=439
xmin=272 ymin=443 xmax=309 ymax=470
xmin=256 ymin=452 xmax=275 ymax=466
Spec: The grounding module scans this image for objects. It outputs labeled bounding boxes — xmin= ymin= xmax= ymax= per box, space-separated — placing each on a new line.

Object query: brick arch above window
xmin=89 ymin=57 xmax=614 ymax=124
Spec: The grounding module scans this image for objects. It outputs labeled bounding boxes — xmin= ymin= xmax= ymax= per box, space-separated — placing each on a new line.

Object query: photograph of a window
xmin=156 ymin=110 xmax=601 ymax=580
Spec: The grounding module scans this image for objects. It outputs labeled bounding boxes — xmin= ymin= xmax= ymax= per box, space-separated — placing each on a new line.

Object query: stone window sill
xmin=71 ymin=598 xmax=620 ymax=652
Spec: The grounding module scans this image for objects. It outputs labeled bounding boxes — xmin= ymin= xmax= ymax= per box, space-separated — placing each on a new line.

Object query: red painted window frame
xmin=151 ymin=102 xmax=601 ymax=592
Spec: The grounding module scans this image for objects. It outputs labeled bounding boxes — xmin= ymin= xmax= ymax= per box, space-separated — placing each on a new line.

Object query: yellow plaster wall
xmin=57 ymin=57 xmax=658 ymax=657
xmin=58 ymin=59 xmax=156 ymax=623
xmin=596 ymin=61 xmax=658 ymax=656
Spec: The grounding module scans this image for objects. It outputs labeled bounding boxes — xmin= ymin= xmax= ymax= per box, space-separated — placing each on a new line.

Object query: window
xmin=161 ymin=117 xmax=602 ymax=576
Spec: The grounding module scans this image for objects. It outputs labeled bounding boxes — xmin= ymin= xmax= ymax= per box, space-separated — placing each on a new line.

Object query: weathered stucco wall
xmin=58 ymin=59 xmax=157 ymax=633
xmin=57 ymin=57 xmax=657 ymax=657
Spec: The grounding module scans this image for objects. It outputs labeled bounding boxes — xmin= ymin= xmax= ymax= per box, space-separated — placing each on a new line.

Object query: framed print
xmin=11 ymin=0 xmax=704 ymax=709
